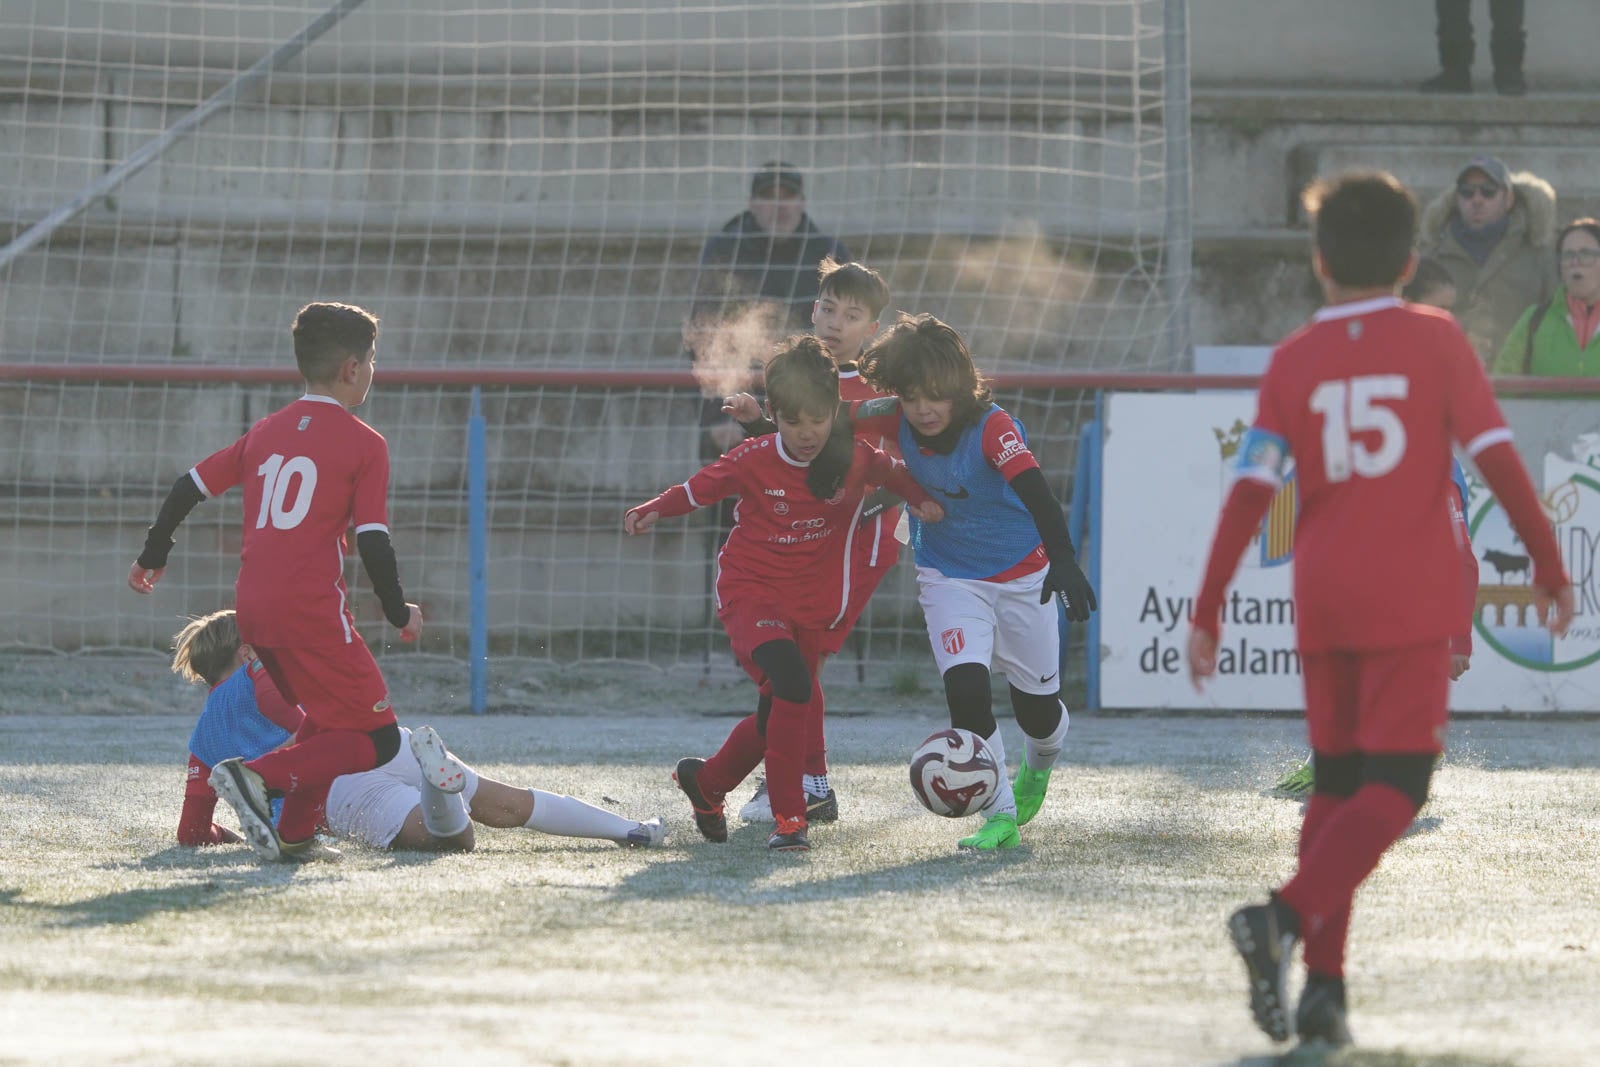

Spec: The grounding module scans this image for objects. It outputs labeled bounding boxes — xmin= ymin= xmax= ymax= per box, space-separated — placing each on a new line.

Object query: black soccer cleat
xmin=1227 ymin=899 xmax=1300 ymax=1043
xmin=672 ymin=757 xmax=728 ymax=843
xmin=1296 ymin=973 xmax=1354 ymax=1049
xmin=767 ymin=814 xmax=810 ymax=852
xmin=805 ymin=787 xmax=839 ymax=823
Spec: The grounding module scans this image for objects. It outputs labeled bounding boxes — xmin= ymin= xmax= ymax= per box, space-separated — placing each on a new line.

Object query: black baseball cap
xmin=751 ymin=161 xmax=804 ymax=197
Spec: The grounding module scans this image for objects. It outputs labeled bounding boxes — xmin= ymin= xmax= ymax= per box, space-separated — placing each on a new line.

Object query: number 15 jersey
xmin=191 ymin=394 xmax=392 ymax=648
xmin=1239 ymin=296 xmax=1509 ymax=653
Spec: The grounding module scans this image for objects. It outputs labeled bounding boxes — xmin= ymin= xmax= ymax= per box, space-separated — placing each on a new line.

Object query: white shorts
xmin=916 ymin=566 xmax=1062 ymax=695
xmin=322 ymin=726 xmax=482 ymax=848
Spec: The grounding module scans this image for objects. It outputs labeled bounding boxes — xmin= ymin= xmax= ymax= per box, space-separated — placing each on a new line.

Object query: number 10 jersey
xmin=192 ymin=394 xmax=393 ymax=648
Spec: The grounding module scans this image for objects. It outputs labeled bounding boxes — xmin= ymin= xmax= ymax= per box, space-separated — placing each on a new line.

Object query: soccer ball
xmin=909 ymin=728 xmax=1000 ymax=818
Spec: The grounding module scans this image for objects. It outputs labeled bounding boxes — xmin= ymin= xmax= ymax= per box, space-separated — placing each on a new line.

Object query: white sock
xmin=524 ymin=789 xmax=639 ymax=842
xmin=419 ymin=780 xmax=471 ymax=838
xmin=803 ymin=773 xmax=830 ymax=797
xmin=982 ymin=728 xmax=1017 ymax=819
xmin=1023 ymin=701 xmax=1071 ymax=773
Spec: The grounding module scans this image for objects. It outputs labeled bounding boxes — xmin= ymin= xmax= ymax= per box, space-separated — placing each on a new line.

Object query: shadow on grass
xmin=1229 ymin=1044 xmax=1519 ymax=1067
xmin=13 ymin=847 xmax=305 ymax=927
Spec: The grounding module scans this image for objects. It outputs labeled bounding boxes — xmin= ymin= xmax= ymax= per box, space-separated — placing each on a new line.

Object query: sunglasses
xmin=1457 ymin=181 xmax=1502 ymax=200
xmin=1560 ymin=248 xmax=1600 ymax=266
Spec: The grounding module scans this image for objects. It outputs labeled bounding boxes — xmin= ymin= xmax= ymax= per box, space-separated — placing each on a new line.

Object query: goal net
xmin=0 ymin=1 xmax=1189 ymax=689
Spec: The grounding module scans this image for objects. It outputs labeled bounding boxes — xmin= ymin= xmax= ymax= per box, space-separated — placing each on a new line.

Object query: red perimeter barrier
xmin=3 ymin=364 xmax=1599 ymax=395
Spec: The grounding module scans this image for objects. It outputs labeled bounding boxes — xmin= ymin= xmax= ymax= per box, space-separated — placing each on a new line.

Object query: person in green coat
xmin=1493 ymin=218 xmax=1600 ymax=376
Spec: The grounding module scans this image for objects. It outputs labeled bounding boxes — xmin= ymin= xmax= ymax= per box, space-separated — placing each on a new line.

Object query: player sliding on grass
xmin=170 ymin=610 xmax=666 ymax=853
xmin=129 ymin=302 xmax=414 ymax=863
xmin=1189 ymin=170 xmax=1573 ymax=1050
xmin=853 ymin=313 xmax=1097 ymax=852
xmin=721 ymin=257 xmax=897 ymax=825
xmin=626 ymin=337 xmax=943 ymax=852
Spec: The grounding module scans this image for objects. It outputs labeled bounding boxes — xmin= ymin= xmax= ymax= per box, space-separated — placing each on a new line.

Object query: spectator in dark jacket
xmin=685 ymin=162 xmax=851 ymax=454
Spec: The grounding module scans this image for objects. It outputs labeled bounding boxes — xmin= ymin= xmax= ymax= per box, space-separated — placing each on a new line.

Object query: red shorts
xmin=252 ymin=641 xmax=397 ymax=733
xmin=1301 ymin=641 xmax=1451 ymax=756
xmin=717 ymin=583 xmax=829 ymax=684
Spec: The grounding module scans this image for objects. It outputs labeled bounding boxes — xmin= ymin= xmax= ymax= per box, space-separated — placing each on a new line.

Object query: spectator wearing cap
xmin=684 ymin=162 xmax=851 ymax=454
xmin=1492 ymin=218 xmax=1600 ymax=378
xmin=1420 ymin=155 xmax=1556 ymax=362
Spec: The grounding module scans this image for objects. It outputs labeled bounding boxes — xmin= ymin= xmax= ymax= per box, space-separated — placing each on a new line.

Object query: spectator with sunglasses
xmin=1421 ymin=155 xmax=1557 ymax=363
xmin=1492 ymin=219 xmax=1600 ymax=377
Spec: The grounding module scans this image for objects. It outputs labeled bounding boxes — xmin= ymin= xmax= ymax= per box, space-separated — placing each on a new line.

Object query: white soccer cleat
xmin=208 ymin=758 xmax=281 ymax=862
xmin=739 ymin=777 xmax=773 ymax=823
xmin=409 ymin=724 xmax=468 ymax=794
xmin=619 ymin=816 xmax=669 ymax=848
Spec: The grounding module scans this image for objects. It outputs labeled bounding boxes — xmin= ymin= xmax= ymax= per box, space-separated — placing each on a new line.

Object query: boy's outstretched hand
xmin=624 ymin=508 xmax=659 ymax=535
xmin=1538 ymin=583 xmax=1576 ymax=637
xmin=721 ymin=393 xmax=762 ymax=423
xmin=1041 ymin=556 xmax=1096 ymax=622
xmin=1187 ymin=627 xmax=1217 ymax=692
xmin=128 ymin=561 xmax=164 ymax=594
xmin=906 ymin=499 xmax=944 ymax=524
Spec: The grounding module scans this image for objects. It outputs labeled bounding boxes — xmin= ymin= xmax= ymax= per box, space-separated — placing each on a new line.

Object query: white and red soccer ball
xmin=908 ymin=728 xmax=1000 ymax=818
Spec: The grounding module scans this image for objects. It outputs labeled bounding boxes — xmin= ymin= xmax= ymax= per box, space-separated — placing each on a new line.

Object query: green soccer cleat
xmin=958 ymin=812 xmax=1019 ymax=852
xmin=1269 ymin=757 xmax=1314 ymax=800
xmin=1012 ymin=762 xmax=1052 ymax=826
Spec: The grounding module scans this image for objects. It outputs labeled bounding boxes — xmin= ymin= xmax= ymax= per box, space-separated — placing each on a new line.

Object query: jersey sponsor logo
xmin=938 ymin=485 xmax=970 ymax=499
xmin=187 ymin=763 xmax=200 ymax=780
xmin=764 ymin=488 xmax=785 ymax=497
xmin=941 ymin=627 xmax=965 ymax=655
xmin=773 ymin=501 xmax=790 ymax=515
xmin=994 ymin=430 xmax=1028 ymax=465
xmin=756 ymin=618 xmax=787 ymax=629
xmin=790 ymin=517 xmax=826 ymax=530
xmin=1040 ymin=670 xmax=1058 ymax=684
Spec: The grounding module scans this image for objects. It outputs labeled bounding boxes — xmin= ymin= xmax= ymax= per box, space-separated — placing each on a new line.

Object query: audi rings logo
xmin=790 ymin=517 xmax=826 ymax=530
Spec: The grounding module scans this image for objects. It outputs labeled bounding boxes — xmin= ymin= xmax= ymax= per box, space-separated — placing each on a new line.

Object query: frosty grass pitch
xmin=0 ymin=659 xmax=1595 ymax=1067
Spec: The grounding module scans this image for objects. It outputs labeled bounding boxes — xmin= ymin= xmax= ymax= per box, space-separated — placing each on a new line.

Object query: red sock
xmin=247 ymin=725 xmax=378 ymax=842
xmin=803 ymin=675 xmax=828 ymax=777
xmin=1278 ymin=783 xmax=1417 ymax=941
xmin=1298 ymin=792 xmax=1351 ymax=976
xmin=698 ymin=714 xmax=765 ymax=801
xmin=762 ymin=695 xmax=808 ymax=820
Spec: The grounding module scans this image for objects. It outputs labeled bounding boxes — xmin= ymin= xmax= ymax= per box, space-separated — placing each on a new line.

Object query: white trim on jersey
xmin=334 ymin=541 xmax=353 ymax=643
xmin=188 ymin=466 xmax=213 ymax=499
xmin=354 ymin=522 xmax=389 ymax=535
xmin=775 ymin=435 xmax=811 ymax=468
xmin=1465 ymin=426 xmax=1514 ymax=456
xmin=298 ymin=393 xmax=346 ymax=407
xmin=1311 ymin=295 xmax=1401 ymax=322
xmin=1238 ymin=469 xmax=1282 ymax=490
xmin=681 ymin=481 xmax=701 ymax=509
xmin=829 ymin=492 xmax=868 ymax=629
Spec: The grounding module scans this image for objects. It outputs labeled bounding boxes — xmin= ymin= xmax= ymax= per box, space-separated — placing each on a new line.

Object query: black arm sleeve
xmin=136 ymin=473 xmax=207 ymax=570
xmin=356 ymin=529 xmax=411 ymax=629
xmin=739 ymin=415 xmax=777 ymax=438
xmin=1007 ymin=466 xmax=1077 ymax=564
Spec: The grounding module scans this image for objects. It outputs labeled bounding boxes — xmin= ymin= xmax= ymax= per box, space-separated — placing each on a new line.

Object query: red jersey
xmin=191 ymin=394 xmax=391 ymax=648
xmin=643 ymin=434 xmax=931 ymax=628
xmin=839 ymin=364 xmax=904 ymax=572
xmin=1238 ymin=297 xmax=1512 ymax=652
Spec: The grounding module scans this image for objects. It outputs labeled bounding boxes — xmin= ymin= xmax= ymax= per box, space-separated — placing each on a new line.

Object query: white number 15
xmin=1309 ymin=375 xmax=1408 ymax=482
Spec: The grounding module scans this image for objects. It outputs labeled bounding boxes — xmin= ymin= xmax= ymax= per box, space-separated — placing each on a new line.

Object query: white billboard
xmin=1098 ymin=391 xmax=1600 ymax=712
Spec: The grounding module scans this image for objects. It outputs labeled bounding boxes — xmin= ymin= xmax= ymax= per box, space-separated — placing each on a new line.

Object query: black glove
xmin=1041 ymin=554 xmax=1097 ymax=622
xmin=858 ymin=487 xmax=901 ymax=526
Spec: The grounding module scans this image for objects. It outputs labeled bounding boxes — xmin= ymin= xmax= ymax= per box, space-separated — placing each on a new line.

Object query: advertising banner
xmin=1098 ymin=391 xmax=1600 ymax=712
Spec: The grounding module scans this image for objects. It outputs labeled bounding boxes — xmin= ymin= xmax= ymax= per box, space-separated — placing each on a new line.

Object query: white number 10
xmin=1309 ymin=375 xmax=1408 ymax=482
xmin=255 ymin=453 xmax=318 ymax=530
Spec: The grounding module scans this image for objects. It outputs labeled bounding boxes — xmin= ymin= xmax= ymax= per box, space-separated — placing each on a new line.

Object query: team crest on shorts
xmin=941 ymin=627 xmax=965 ymax=655
xmin=373 ymin=696 xmax=392 ymax=714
